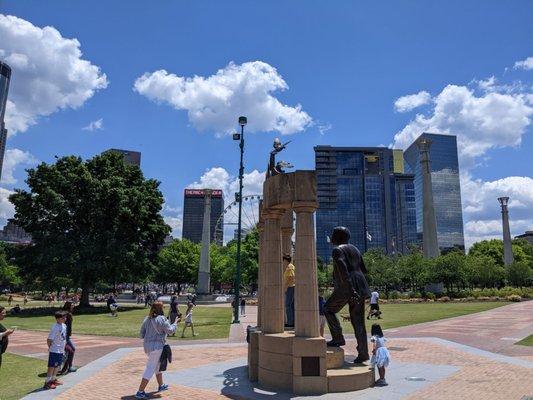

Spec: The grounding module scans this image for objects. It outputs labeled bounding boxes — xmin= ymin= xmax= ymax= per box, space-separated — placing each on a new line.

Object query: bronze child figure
xmin=324 ymin=226 xmax=371 ymax=364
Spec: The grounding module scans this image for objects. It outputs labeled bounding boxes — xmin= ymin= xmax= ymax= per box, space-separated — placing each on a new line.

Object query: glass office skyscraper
xmin=404 ymin=133 xmax=465 ymax=251
xmin=0 ymin=61 xmax=11 ymax=182
xmin=315 ymin=146 xmax=417 ymax=261
xmin=182 ymin=189 xmax=224 ymax=246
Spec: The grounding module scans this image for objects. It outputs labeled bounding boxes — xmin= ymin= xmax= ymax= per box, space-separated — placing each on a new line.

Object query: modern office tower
xmin=0 ymin=219 xmax=32 ymax=244
xmin=404 ymin=133 xmax=465 ymax=252
xmin=182 ymin=189 xmax=224 ymax=245
xmin=0 ymin=61 xmax=12 ymax=182
xmin=315 ymin=146 xmax=417 ymax=261
xmin=104 ymin=148 xmax=141 ymax=167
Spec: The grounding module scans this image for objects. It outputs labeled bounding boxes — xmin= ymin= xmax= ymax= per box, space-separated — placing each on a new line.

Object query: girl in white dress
xmin=370 ymin=324 xmax=390 ymax=386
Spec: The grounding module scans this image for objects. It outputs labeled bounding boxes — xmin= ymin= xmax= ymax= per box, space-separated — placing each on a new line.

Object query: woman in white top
xmin=135 ymin=301 xmax=177 ymax=399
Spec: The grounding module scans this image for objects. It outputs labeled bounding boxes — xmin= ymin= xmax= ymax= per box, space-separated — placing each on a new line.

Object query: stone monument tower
xmin=197 ymin=189 xmax=212 ymax=294
xmin=498 ymin=197 xmax=514 ymax=266
xmin=248 ymin=171 xmax=373 ymax=394
xmin=417 ymin=137 xmax=440 ymax=258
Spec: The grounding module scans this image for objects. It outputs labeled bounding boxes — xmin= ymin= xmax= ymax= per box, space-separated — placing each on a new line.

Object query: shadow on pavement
xmin=220 ymin=366 xmax=295 ymax=400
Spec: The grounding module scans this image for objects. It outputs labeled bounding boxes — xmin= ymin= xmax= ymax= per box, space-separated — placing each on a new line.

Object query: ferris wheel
xmin=214 ymin=194 xmax=263 ymax=244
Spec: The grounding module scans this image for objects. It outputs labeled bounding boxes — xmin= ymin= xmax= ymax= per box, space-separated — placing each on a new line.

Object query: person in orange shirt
xmin=283 ymin=255 xmax=295 ymax=328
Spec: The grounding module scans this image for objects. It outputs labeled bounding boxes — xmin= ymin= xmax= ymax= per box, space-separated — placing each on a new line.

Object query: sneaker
xmin=353 ymin=356 xmax=369 ymax=364
xmin=135 ymin=391 xmax=148 ymax=399
xmin=43 ymin=382 xmax=57 ymax=390
xmin=158 ymin=384 xmax=169 ymax=392
xmin=68 ymin=367 xmax=78 ymax=373
xmin=52 ymin=379 xmax=64 ymax=385
xmin=375 ymin=378 xmax=388 ymax=386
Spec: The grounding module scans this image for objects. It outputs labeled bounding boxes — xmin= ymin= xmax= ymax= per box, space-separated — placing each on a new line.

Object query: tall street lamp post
xmin=232 ymin=116 xmax=247 ymax=323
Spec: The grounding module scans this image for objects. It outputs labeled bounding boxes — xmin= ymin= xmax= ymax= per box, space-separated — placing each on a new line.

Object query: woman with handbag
xmin=135 ymin=301 xmax=178 ymax=399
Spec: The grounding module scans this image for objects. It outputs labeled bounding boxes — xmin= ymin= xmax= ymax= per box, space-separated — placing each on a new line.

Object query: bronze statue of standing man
xmin=324 ymin=226 xmax=371 ymax=363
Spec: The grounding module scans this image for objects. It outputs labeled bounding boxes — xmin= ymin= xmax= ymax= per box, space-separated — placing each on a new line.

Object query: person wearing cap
xmin=283 ymin=255 xmax=295 ymax=328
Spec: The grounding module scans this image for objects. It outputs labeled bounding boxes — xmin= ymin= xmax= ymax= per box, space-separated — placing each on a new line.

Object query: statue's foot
xmin=353 ymin=356 xmax=369 ymax=364
xmin=326 ymin=339 xmax=346 ymax=347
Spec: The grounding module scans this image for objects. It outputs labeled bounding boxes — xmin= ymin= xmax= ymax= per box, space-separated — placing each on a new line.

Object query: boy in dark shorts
xmin=44 ymin=311 xmax=67 ymax=389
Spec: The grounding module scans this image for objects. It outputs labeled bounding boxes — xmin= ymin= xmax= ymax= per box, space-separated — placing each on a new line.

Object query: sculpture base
xmin=248 ymin=331 xmax=374 ymax=395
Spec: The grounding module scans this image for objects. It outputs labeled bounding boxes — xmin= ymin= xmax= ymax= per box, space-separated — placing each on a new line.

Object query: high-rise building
xmin=182 ymin=189 xmax=224 ymax=245
xmin=0 ymin=219 xmax=32 ymax=244
xmin=104 ymin=148 xmax=141 ymax=167
xmin=0 ymin=61 xmax=12 ymax=182
xmin=315 ymin=146 xmax=417 ymax=261
xmin=404 ymin=133 xmax=465 ymax=251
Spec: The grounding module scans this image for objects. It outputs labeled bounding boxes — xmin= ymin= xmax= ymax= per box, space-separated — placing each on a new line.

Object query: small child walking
xmin=181 ymin=302 xmax=198 ymax=338
xmin=370 ymin=323 xmax=390 ymax=387
xmin=44 ymin=311 xmax=68 ymax=390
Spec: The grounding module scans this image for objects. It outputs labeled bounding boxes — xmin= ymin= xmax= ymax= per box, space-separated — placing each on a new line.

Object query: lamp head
xmin=238 ymin=116 xmax=247 ymax=126
xmin=498 ymin=197 xmax=509 ymax=206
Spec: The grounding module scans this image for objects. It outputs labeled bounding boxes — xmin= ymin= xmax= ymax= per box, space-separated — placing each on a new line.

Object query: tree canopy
xmin=9 ymin=152 xmax=170 ymax=305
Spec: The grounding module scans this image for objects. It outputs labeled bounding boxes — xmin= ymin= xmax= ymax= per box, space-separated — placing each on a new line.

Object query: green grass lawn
xmin=329 ymin=301 xmax=508 ymax=334
xmin=0 ymin=353 xmax=44 ymax=400
xmin=3 ymin=305 xmax=232 ymax=340
xmin=516 ymin=334 xmax=533 ymax=346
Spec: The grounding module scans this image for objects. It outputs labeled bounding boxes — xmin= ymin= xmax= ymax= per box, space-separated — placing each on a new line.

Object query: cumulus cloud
xmin=0 ymin=14 xmax=108 ymax=134
xmin=188 ymin=167 xmax=265 ymax=200
xmin=462 ymin=174 xmax=533 ymax=249
xmin=1 ymin=148 xmax=38 ymax=184
xmin=514 ymin=56 xmax=533 ymax=71
xmin=0 ymin=187 xmax=15 ymax=227
xmin=134 ymin=61 xmax=312 ymax=135
xmin=393 ymin=84 xmax=533 ymax=169
xmin=394 ymin=91 xmax=431 ymax=112
xmin=82 ymin=118 xmax=104 ymax=131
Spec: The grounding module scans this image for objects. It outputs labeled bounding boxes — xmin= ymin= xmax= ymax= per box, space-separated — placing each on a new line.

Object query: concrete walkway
xmin=387 ymin=300 xmax=533 ymax=359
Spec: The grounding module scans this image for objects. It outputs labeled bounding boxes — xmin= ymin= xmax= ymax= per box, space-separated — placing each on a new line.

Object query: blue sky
xmin=1 ymin=1 xmax=532 ymax=247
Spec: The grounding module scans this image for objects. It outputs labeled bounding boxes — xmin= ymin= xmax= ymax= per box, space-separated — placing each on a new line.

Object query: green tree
xmin=469 ymin=239 xmax=527 ymax=267
xmin=363 ymin=248 xmax=399 ymax=294
xmin=0 ymin=249 xmax=21 ymax=287
xmin=507 ymin=261 xmax=532 ymax=288
xmin=9 ymin=153 xmax=170 ymax=306
xmin=396 ymin=250 xmax=431 ymax=292
xmin=430 ymin=251 xmax=466 ymax=292
xmin=153 ymin=239 xmax=200 ymax=291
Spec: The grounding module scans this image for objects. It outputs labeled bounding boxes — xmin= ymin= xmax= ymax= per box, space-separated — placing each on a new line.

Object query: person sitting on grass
xmin=44 ymin=311 xmax=68 ymax=390
xmin=370 ymin=323 xmax=391 ymax=387
xmin=181 ymin=302 xmax=198 ymax=338
xmin=135 ymin=301 xmax=177 ymax=399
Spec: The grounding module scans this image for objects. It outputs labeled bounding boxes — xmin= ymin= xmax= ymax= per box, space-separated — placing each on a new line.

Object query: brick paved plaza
xmin=15 ymin=301 xmax=533 ymax=400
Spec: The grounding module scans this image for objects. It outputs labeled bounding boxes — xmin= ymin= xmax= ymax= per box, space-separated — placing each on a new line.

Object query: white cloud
xmin=82 ymin=118 xmax=104 ymax=131
xmin=0 ymin=187 xmax=15 ymax=225
xmin=514 ymin=56 xmax=533 ymax=71
xmin=394 ymin=91 xmax=431 ymax=112
xmin=462 ymin=174 xmax=533 ymax=249
xmin=188 ymin=167 xmax=265 ymax=200
xmin=1 ymin=148 xmax=38 ymax=184
xmin=393 ymin=84 xmax=533 ymax=169
xmin=0 ymin=14 xmax=108 ymax=134
xmin=164 ymin=216 xmax=183 ymax=238
xmin=134 ymin=61 xmax=312 ymax=135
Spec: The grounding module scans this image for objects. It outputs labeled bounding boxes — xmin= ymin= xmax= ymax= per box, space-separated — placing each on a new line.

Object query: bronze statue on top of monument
xmin=324 ymin=226 xmax=371 ymax=364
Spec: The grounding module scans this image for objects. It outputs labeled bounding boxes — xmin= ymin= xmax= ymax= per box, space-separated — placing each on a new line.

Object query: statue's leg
xmin=349 ymin=298 xmax=369 ymax=360
xmin=324 ymin=288 xmax=349 ymax=344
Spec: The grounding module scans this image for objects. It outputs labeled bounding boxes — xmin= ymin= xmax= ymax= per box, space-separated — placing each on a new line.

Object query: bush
xmin=410 ymin=291 xmax=422 ymax=299
xmin=507 ymin=295 xmax=522 ymax=302
xmin=389 ymin=291 xmax=400 ymax=300
xmin=425 ymin=292 xmax=436 ymax=300
xmin=438 ymin=296 xmax=450 ymax=302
